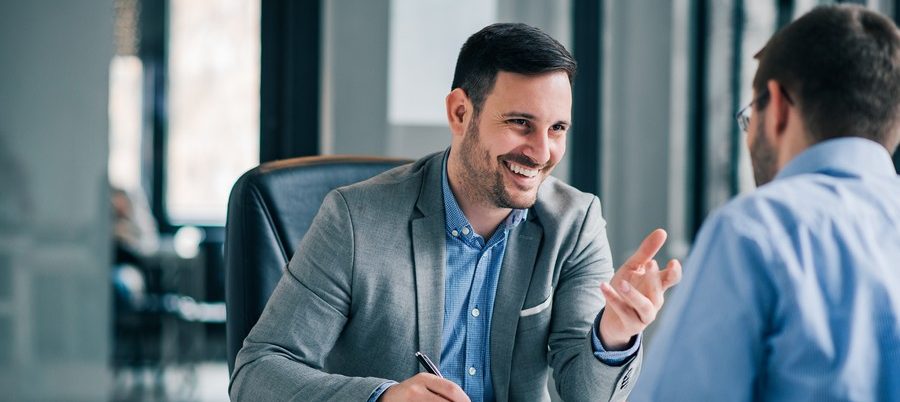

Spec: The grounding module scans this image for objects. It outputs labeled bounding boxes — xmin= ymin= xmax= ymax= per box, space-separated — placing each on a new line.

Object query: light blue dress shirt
xmin=369 ymin=151 xmax=639 ymax=401
xmin=632 ymin=138 xmax=900 ymax=402
xmin=437 ymin=155 xmax=527 ymax=402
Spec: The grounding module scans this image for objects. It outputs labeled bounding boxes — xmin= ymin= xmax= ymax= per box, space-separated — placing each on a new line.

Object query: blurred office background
xmin=1 ymin=0 xmax=898 ymax=401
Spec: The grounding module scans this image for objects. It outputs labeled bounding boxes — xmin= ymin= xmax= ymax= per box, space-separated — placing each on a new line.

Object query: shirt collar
xmin=775 ymin=137 xmax=897 ymax=182
xmin=441 ymin=149 xmax=528 ymax=238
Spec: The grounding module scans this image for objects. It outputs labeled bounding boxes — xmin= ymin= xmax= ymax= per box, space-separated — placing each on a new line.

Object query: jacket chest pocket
xmin=517 ymin=288 xmax=553 ymax=332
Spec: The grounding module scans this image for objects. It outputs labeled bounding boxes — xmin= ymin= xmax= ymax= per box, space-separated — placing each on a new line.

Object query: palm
xmin=599 ymin=229 xmax=682 ymax=348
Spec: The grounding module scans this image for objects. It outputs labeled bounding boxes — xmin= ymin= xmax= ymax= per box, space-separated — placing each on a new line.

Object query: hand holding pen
xmin=376 ymin=352 xmax=470 ymax=402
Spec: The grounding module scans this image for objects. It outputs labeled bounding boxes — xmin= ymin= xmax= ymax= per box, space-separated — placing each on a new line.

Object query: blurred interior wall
xmin=602 ymin=0 xmax=688 ymax=266
xmin=0 ymin=1 xmax=113 ymax=400
xmin=320 ymin=0 xmax=573 ymax=181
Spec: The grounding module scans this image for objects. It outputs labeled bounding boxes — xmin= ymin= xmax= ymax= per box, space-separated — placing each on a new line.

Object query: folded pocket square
xmin=520 ymin=293 xmax=553 ymax=317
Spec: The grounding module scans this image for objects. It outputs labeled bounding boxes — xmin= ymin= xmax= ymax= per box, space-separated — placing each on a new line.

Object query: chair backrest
xmin=224 ymin=155 xmax=410 ymax=374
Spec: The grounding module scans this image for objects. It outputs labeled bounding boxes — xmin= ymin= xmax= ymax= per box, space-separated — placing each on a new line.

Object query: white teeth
xmin=505 ymin=161 xmax=539 ymax=178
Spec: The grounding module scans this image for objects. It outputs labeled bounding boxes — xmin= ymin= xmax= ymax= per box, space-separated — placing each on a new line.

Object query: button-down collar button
xmin=451 ymin=229 xmax=459 ymax=237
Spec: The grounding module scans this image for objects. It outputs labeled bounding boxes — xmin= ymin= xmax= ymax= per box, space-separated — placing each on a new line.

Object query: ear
xmin=764 ymin=79 xmax=791 ymax=144
xmin=445 ymin=88 xmax=471 ymax=138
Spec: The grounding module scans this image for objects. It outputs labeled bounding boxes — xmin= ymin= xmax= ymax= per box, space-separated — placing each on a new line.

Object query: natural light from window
xmin=167 ymin=0 xmax=260 ymax=225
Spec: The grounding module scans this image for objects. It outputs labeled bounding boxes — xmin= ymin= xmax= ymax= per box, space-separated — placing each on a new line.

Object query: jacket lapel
xmin=491 ymin=217 xmax=543 ymax=401
xmin=411 ymin=152 xmax=447 ymax=365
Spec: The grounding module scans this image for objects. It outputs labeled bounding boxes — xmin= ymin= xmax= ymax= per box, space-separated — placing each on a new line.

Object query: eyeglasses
xmin=735 ymin=86 xmax=793 ymax=133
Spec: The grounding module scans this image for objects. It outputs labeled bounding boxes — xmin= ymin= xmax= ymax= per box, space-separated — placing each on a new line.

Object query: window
xmin=166 ymin=0 xmax=260 ymax=225
xmin=109 ymin=56 xmax=144 ymax=192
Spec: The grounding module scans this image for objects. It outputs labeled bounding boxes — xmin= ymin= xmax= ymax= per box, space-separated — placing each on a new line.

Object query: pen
xmin=415 ymin=351 xmax=444 ymax=378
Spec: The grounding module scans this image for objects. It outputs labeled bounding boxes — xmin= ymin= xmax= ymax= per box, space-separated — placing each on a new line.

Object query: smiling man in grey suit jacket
xmin=230 ymin=23 xmax=682 ymax=402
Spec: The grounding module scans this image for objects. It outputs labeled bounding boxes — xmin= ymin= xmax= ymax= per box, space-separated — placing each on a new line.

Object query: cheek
xmin=492 ymin=134 xmax=524 ymax=155
xmin=550 ymin=136 xmax=567 ymax=161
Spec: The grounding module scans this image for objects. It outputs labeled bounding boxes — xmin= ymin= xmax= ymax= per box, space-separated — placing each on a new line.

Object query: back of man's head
xmin=753 ymin=4 xmax=900 ymax=152
xmin=451 ymin=23 xmax=576 ymax=117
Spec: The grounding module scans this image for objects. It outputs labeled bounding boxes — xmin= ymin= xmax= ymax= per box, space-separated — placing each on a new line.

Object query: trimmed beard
xmin=456 ymin=115 xmax=547 ymax=209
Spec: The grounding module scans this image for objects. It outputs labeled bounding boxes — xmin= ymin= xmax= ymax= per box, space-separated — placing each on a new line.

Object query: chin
xmin=500 ymin=191 xmax=538 ymax=209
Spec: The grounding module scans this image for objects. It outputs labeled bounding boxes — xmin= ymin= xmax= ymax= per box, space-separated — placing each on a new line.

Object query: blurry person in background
xmin=111 ymin=186 xmax=160 ymax=374
xmin=112 ymin=187 xmax=159 ymax=263
xmin=632 ymin=5 xmax=900 ymax=401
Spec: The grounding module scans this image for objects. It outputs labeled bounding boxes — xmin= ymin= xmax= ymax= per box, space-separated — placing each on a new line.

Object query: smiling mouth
xmin=504 ymin=160 xmax=540 ymax=178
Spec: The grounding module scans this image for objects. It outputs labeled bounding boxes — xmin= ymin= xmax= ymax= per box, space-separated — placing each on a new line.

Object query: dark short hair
xmin=753 ymin=5 xmax=900 ymax=150
xmin=451 ymin=23 xmax=577 ymax=116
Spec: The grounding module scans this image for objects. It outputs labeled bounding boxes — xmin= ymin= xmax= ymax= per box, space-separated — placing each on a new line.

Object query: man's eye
xmin=552 ymin=124 xmax=567 ymax=132
xmin=509 ymin=119 xmax=528 ymax=126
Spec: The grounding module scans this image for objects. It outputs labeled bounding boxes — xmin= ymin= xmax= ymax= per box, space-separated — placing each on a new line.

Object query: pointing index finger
xmin=624 ymin=229 xmax=668 ymax=268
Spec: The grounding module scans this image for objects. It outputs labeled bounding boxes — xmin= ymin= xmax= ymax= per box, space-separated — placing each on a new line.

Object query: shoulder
xmin=532 ymin=176 xmax=599 ymax=224
xmin=714 ymin=174 xmax=848 ymax=238
xmin=699 ymin=187 xmax=792 ymax=252
xmin=691 ymin=178 xmax=821 ymax=272
xmin=334 ymin=151 xmax=439 ymax=209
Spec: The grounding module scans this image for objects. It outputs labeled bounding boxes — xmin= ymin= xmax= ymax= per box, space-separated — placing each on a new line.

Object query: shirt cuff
xmin=367 ymin=381 xmax=398 ymax=402
xmin=591 ymin=308 xmax=642 ymax=366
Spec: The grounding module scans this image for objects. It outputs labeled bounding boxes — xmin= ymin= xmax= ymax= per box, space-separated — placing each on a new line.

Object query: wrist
xmin=598 ymin=311 xmax=633 ymax=350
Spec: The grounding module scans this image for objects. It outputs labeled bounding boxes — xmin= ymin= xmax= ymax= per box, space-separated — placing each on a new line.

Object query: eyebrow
xmin=500 ymin=111 xmax=570 ymax=126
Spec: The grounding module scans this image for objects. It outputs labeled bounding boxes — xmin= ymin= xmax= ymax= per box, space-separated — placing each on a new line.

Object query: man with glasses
xmin=631 ymin=4 xmax=900 ymax=401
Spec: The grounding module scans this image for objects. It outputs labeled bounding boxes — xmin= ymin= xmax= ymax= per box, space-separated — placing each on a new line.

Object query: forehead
xmin=482 ymin=71 xmax=572 ymax=119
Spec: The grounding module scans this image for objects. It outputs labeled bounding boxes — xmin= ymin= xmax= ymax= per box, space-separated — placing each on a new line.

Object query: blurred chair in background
xmin=112 ymin=186 xmax=229 ymax=400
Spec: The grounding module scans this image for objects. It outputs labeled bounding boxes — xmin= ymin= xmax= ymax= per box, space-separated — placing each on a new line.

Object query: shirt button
xmin=468 ymin=367 xmax=477 ymax=376
xmin=471 ymin=308 xmax=480 ymax=317
xmin=451 ymin=229 xmax=459 ymax=237
xmin=461 ymin=227 xmax=470 ymax=235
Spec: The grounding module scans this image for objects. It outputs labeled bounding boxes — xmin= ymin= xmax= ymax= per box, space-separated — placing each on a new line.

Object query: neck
xmin=457 ymin=199 xmax=509 ymax=239
xmin=776 ymin=125 xmax=812 ymax=172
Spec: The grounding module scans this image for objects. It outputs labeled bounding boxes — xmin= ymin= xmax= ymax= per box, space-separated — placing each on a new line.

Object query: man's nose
xmin=524 ymin=129 xmax=552 ymax=166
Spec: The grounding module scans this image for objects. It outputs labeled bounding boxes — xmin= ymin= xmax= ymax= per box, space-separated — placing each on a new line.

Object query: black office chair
xmin=223 ymin=155 xmax=410 ymax=374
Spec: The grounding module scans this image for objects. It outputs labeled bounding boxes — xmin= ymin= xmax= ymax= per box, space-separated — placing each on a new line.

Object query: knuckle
xmin=443 ymin=380 xmax=461 ymax=394
xmin=641 ymin=309 xmax=657 ymax=324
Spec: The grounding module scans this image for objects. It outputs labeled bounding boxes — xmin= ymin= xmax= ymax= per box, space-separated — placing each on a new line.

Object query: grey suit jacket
xmin=230 ymin=151 xmax=641 ymax=402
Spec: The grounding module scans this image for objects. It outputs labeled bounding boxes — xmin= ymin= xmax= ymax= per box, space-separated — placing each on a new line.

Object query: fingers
xmin=617 ymin=280 xmax=657 ymax=324
xmin=600 ymin=282 xmax=630 ymax=319
xmin=384 ymin=374 xmax=470 ymax=402
xmin=623 ymin=229 xmax=668 ymax=269
xmin=601 ymin=280 xmax=656 ymax=327
xmin=423 ymin=375 xmax=471 ymax=402
xmin=660 ymin=259 xmax=683 ymax=290
xmin=600 ymin=282 xmax=632 ymax=330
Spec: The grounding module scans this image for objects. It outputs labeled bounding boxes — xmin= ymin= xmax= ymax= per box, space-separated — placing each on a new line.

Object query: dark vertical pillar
xmin=689 ymin=0 xmax=709 ymax=237
xmin=260 ymin=0 xmax=322 ymax=162
xmin=729 ymin=0 xmax=745 ymax=196
xmin=776 ymin=0 xmax=794 ymax=29
xmin=139 ymin=0 xmax=172 ymax=231
xmin=570 ymin=0 xmax=603 ymax=196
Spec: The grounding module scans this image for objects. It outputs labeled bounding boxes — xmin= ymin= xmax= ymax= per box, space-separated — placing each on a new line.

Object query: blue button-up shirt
xmin=369 ymin=151 xmax=640 ymax=402
xmin=438 ymin=154 xmax=528 ymax=402
xmin=632 ymin=138 xmax=900 ymax=401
